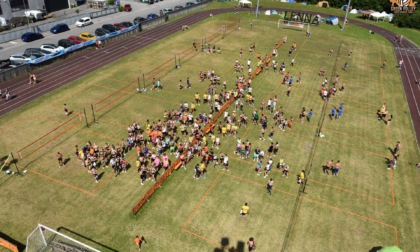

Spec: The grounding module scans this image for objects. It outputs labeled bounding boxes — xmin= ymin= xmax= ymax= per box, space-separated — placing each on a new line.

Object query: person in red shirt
xmin=134 ymin=235 xmax=146 ymax=251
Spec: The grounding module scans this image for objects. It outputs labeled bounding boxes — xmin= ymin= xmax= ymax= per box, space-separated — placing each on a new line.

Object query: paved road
xmin=0 ymin=0 xmax=192 ymax=60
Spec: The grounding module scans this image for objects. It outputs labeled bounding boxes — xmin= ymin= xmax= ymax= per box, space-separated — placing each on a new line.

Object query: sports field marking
xmin=183 ymin=171 xmax=399 ymax=249
xmin=90 ymin=173 xmax=114 ymax=194
xmin=322 ymin=126 xmax=388 ymax=146
xmin=92 ymin=83 xmax=134 ymax=94
xmin=17 ymin=164 xmax=93 ymax=195
xmin=318 ymin=139 xmax=388 ymax=158
xmin=18 ymin=114 xmax=82 ymax=160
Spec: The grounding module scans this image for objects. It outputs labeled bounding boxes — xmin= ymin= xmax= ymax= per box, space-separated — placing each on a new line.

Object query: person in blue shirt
xmin=288 ymin=76 xmax=294 ymax=86
xmin=337 ymin=108 xmax=343 ymax=119
xmin=307 ymin=109 xmax=313 ymax=122
xmin=330 ymin=106 xmax=336 ymax=120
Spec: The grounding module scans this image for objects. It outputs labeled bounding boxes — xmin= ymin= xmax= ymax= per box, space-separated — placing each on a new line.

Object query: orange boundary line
xmin=91 ymin=173 xmax=114 ymax=194
xmin=17 ymin=164 xmax=93 ymax=195
xmin=389 ymin=168 xmax=395 ymax=205
xmin=182 ymin=172 xmax=398 ymax=249
xmin=52 ymin=83 xmax=96 ymax=109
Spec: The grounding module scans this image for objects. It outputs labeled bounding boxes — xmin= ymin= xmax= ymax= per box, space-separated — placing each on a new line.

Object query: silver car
xmin=9 ymin=53 xmax=36 ymax=65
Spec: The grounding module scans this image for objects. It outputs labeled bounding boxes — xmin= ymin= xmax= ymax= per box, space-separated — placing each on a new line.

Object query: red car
xmin=113 ymin=23 xmax=127 ymax=30
xmin=67 ymin=36 xmax=84 ymax=44
xmin=123 ymin=4 xmax=132 ymax=12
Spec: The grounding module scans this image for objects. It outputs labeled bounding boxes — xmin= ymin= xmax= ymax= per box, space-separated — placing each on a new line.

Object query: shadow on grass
xmin=57 ymin=226 xmax=118 ymax=252
xmin=214 ymin=237 xmax=245 ymax=252
xmin=369 ymin=246 xmax=383 ymax=252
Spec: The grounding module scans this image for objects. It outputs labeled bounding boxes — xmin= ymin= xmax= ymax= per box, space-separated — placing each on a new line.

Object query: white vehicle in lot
xmin=162 ymin=8 xmax=173 ymax=14
xmin=75 ymin=17 xmax=93 ymax=27
xmin=9 ymin=53 xmax=36 ymax=65
xmin=24 ymin=10 xmax=44 ymax=21
xmin=40 ymin=44 xmax=64 ymax=54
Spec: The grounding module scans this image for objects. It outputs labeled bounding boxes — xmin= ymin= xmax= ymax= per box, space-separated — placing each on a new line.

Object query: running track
xmin=0 ymin=8 xmax=419 ymax=147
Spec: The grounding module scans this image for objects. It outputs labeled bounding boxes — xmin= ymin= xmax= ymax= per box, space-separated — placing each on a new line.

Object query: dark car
xmin=123 ymin=4 xmax=132 ymax=11
xmin=133 ymin=17 xmax=146 ymax=24
xmin=120 ymin=21 xmax=133 ymax=27
xmin=102 ymin=24 xmax=119 ymax=32
xmin=24 ymin=48 xmax=48 ymax=57
xmin=50 ymin=23 xmax=70 ymax=34
xmin=113 ymin=23 xmax=126 ymax=30
xmin=67 ymin=35 xmax=84 ymax=44
xmin=58 ymin=39 xmax=75 ymax=48
xmin=174 ymin=5 xmax=183 ymax=10
xmin=21 ymin=32 xmax=44 ymax=42
xmin=146 ymin=13 xmax=159 ymax=20
xmin=185 ymin=2 xmax=194 ymax=7
xmin=95 ymin=28 xmax=110 ymax=36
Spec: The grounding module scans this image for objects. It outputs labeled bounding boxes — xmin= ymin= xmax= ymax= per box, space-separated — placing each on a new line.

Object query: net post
xmin=83 ymin=108 xmax=89 ymax=127
xmin=9 ymin=152 xmax=20 ymax=175
xmin=137 ymin=77 xmax=141 ymax=92
xmin=142 ymin=74 xmax=146 ymax=92
xmin=91 ymin=104 xmax=97 ymax=123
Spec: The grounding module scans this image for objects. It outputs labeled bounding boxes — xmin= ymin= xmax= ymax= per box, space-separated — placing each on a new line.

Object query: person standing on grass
xmin=324 ymin=160 xmax=333 ymax=175
xmin=186 ymin=77 xmax=191 ymax=88
xmin=134 ymin=235 xmax=146 ymax=251
xmin=332 ymin=161 xmax=341 ymax=176
xmin=266 ymin=178 xmax=274 ymax=195
xmin=92 ymin=168 xmax=99 ymax=183
xmin=247 ymin=237 xmax=256 ymax=251
xmin=393 ymin=141 xmax=401 ymax=157
xmin=241 ymin=202 xmax=249 ymax=218
xmin=307 ymin=109 xmax=313 ymax=122
xmin=64 ymin=104 xmax=69 ymax=116
xmin=331 ymin=106 xmax=336 ymax=120
xmin=387 ymin=115 xmax=393 ymax=127
xmin=56 ymin=152 xmax=64 ymax=168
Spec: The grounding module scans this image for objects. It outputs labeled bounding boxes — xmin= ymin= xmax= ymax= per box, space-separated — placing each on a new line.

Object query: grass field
xmin=0 ymin=6 xmax=419 ymax=252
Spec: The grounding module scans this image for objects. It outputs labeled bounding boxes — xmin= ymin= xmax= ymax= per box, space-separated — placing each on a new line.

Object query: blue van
xmin=50 ymin=23 xmax=70 ymax=34
xmin=21 ymin=32 xmax=44 ymax=42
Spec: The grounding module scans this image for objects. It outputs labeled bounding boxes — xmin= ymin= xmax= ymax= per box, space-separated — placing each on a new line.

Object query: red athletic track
xmin=0 ymin=8 xmax=419 ymax=147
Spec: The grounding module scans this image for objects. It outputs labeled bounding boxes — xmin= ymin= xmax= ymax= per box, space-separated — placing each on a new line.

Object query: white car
xmin=40 ymin=44 xmax=64 ymax=54
xmin=9 ymin=53 xmax=36 ymax=65
xmin=75 ymin=17 xmax=93 ymax=27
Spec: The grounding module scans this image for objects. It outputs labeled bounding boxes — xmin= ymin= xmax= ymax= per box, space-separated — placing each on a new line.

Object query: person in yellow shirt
xmin=221 ymin=125 xmax=227 ymax=137
xmin=241 ymin=202 xmax=249 ymax=217
xmin=195 ymin=92 xmax=200 ymax=105
xmin=191 ymin=103 xmax=196 ymax=112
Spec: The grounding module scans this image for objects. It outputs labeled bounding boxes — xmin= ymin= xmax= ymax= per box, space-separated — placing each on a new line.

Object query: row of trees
xmin=301 ymin=0 xmax=419 ymax=29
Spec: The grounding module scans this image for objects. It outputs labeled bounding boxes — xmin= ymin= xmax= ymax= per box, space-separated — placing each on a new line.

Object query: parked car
xmin=193 ymin=0 xmax=203 ymax=3
xmin=40 ymin=44 xmax=64 ymax=54
xmin=185 ymin=2 xmax=195 ymax=7
xmin=162 ymin=8 xmax=173 ymax=14
xmin=102 ymin=24 xmax=118 ymax=32
xmin=123 ymin=4 xmax=132 ymax=11
xmin=75 ymin=17 xmax=93 ymax=27
xmin=113 ymin=23 xmax=126 ymax=30
xmin=24 ymin=48 xmax=48 ymax=57
xmin=58 ymin=39 xmax=75 ymax=48
xmin=67 ymin=36 xmax=84 ymax=44
xmin=120 ymin=21 xmax=134 ymax=27
xmin=9 ymin=53 xmax=36 ymax=65
xmin=146 ymin=13 xmax=159 ymax=20
xmin=50 ymin=23 xmax=70 ymax=34
xmin=95 ymin=28 xmax=110 ymax=36
xmin=174 ymin=5 xmax=183 ymax=10
xmin=79 ymin=32 xmax=97 ymax=41
xmin=21 ymin=32 xmax=44 ymax=42
xmin=133 ymin=17 xmax=146 ymax=24
xmin=24 ymin=10 xmax=44 ymax=21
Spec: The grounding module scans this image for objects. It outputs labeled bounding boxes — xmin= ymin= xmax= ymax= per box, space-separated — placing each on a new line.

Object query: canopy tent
xmin=369 ymin=12 xmax=390 ymax=21
xmin=326 ymin=16 xmax=338 ymax=25
xmin=265 ymin=10 xmax=271 ymax=15
xmin=378 ymin=246 xmax=403 ymax=252
xmin=349 ymin=9 xmax=358 ymax=14
xmin=238 ymin=0 xmax=252 ymax=8
xmin=360 ymin=9 xmax=375 ymax=19
xmin=317 ymin=1 xmax=329 ymax=8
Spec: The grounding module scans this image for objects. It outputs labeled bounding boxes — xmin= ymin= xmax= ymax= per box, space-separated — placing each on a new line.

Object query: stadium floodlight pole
xmin=342 ymin=0 xmax=351 ymax=30
xmin=255 ymin=0 xmax=260 ymax=18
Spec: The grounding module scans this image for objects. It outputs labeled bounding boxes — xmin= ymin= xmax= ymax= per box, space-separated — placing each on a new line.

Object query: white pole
xmin=255 ymin=0 xmax=260 ymax=18
xmin=342 ymin=0 xmax=351 ymax=30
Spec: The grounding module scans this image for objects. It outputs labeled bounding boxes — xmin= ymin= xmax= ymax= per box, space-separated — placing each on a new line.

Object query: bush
xmin=119 ymin=5 xmax=124 ymax=12
xmin=392 ymin=12 xmax=420 ymax=29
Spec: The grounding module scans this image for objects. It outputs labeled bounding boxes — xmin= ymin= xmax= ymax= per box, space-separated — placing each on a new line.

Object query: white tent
xmin=349 ymin=9 xmax=358 ymax=14
xmin=238 ymin=0 xmax=252 ymax=8
xmin=265 ymin=10 xmax=271 ymax=15
xmin=369 ymin=12 xmax=389 ymax=21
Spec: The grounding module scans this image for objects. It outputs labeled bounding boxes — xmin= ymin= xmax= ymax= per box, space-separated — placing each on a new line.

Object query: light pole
xmin=341 ymin=0 xmax=351 ymax=30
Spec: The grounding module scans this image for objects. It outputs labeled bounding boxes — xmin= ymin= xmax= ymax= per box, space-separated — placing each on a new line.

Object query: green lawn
xmin=0 ymin=8 xmax=419 ymax=252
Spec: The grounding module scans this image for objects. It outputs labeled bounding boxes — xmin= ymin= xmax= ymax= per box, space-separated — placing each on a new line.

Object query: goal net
xmin=278 ymin=19 xmax=310 ymax=33
xmin=26 ymin=224 xmax=100 ymax=252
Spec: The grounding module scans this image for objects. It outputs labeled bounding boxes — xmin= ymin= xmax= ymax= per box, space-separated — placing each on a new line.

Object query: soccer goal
xmin=1 ymin=153 xmax=20 ymax=175
xmin=278 ymin=19 xmax=310 ymax=33
xmin=26 ymin=224 xmax=100 ymax=252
